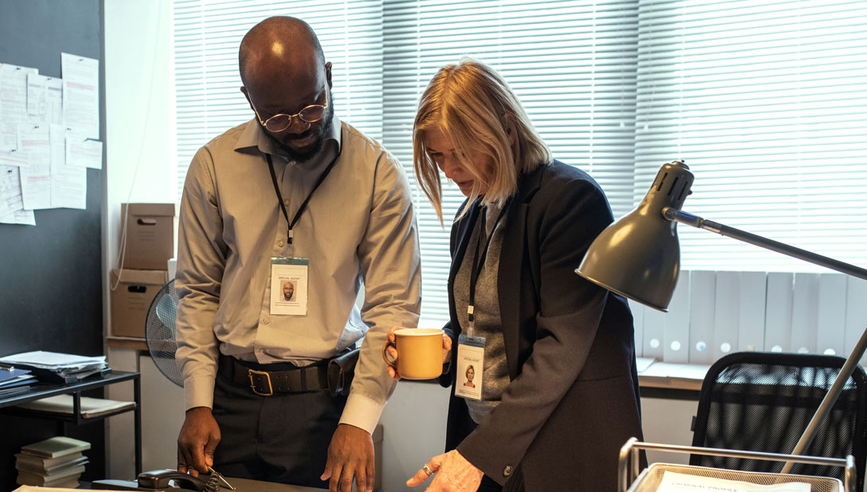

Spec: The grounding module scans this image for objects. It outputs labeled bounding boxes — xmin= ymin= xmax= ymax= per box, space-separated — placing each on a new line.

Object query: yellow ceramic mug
xmin=382 ymin=328 xmax=444 ymax=380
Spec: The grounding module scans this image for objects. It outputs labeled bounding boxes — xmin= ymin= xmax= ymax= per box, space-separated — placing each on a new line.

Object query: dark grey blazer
xmin=439 ymin=160 xmax=644 ymax=491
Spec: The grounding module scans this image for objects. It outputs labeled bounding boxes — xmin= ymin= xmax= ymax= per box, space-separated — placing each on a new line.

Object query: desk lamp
xmin=575 ymin=160 xmax=867 ymax=472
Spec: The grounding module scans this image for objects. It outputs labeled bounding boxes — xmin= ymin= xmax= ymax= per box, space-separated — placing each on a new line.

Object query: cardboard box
xmin=121 ymin=203 xmax=176 ymax=270
xmin=110 ymin=269 xmax=169 ymax=338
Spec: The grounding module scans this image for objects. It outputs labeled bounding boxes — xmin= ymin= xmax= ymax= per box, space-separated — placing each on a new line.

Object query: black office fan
xmin=144 ymin=279 xmax=183 ymax=387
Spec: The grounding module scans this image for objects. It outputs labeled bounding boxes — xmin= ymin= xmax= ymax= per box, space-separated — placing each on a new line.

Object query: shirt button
xmin=284 ymin=199 xmax=290 ymax=206
xmin=503 ymin=465 xmax=512 ymax=477
xmin=277 ymin=240 xmax=284 ymax=247
xmin=262 ymin=317 xmax=270 ymax=325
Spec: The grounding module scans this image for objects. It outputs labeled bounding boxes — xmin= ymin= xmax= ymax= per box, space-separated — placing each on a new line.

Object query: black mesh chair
xmin=690 ymin=352 xmax=867 ymax=491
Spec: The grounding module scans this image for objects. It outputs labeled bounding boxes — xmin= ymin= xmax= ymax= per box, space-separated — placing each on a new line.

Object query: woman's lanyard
xmin=266 ymin=149 xmax=341 ymax=245
xmin=467 ymin=198 xmax=510 ymax=337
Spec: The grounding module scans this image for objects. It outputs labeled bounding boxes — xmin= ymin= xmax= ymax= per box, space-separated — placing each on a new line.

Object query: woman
xmin=386 ymin=59 xmax=644 ymax=492
xmin=463 ymin=365 xmax=476 ymax=388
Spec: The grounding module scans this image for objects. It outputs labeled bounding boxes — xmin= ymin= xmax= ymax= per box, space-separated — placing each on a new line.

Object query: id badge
xmin=270 ymin=257 xmax=308 ymax=316
xmin=455 ymin=334 xmax=485 ymax=401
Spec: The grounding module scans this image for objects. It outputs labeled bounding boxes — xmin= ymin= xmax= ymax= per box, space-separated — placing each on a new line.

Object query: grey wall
xmin=0 ymin=0 xmax=106 ymax=488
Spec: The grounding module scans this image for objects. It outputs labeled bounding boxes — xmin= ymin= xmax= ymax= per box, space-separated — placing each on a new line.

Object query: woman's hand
xmin=406 ymin=450 xmax=484 ymax=491
xmin=385 ymin=327 xmax=452 ymax=380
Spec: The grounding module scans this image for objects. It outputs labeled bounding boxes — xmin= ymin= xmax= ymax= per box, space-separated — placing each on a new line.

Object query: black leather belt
xmin=219 ymin=354 xmax=329 ymax=396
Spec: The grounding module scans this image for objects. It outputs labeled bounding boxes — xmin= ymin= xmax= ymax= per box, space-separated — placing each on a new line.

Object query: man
xmin=174 ymin=16 xmax=421 ymax=492
xmin=282 ymin=281 xmax=295 ymax=302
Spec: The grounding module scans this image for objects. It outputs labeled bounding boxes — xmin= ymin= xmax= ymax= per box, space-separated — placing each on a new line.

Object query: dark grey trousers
xmin=212 ymin=370 xmax=347 ymax=487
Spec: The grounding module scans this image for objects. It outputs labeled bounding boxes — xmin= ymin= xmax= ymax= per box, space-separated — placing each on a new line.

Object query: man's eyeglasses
xmin=251 ymin=89 xmax=328 ymax=133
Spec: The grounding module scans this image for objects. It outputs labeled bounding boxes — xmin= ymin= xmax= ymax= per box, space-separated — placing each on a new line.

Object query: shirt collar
xmin=234 ymin=113 xmax=342 ymax=162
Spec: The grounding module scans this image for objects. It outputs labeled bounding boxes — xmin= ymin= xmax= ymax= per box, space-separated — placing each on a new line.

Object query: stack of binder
xmin=0 ymin=351 xmax=108 ymax=383
xmin=15 ymin=436 xmax=90 ymax=489
xmin=0 ymin=366 xmax=36 ymax=397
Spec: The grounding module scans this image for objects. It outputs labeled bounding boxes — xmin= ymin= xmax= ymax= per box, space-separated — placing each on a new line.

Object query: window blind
xmin=382 ymin=0 xmax=639 ymax=326
xmin=173 ymin=1 xmax=867 ymax=329
xmin=173 ymin=0 xmax=384 ymax=194
xmin=634 ymin=0 xmax=867 ymax=273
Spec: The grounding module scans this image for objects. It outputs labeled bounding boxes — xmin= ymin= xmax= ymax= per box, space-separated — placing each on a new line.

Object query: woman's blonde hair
xmin=413 ymin=58 xmax=552 ymax=223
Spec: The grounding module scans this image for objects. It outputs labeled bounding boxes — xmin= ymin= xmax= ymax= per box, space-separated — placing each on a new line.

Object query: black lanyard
xmin=266 ymin=149 xmax=341 ymax=245
xmin=467 ymin=198 xmax=510 ymax=336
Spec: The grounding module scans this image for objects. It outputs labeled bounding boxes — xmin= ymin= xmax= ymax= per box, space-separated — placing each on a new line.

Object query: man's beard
xmin=269 ymin=102 xmax=334 ymax=163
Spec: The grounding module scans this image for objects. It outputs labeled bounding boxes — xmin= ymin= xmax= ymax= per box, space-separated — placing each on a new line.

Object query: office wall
xmin=0 ymin=1 xmax=106 ymax=489
xmin=102 ymin=0 xmax=176 ymax=480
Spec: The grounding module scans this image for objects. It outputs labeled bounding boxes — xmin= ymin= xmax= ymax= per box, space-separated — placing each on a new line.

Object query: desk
xmin=0 ymin=371 xmax=142 ymax=475
xmin=638 ymin=359 xmax=710 ymax=400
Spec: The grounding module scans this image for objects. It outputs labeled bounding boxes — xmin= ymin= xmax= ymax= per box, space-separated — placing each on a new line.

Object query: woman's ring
xmin=423 ymin=464 xmax=432 ymax=476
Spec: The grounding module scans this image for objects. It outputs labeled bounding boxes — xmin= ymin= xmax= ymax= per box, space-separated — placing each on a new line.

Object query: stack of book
xmin=15 ymin=436 xmax=90 ymax=489
xmin=0 ymin=351 xmax=108 ymax=383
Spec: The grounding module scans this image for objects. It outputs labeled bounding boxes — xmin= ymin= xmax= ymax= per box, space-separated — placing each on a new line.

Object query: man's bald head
xmin=239 ymin=16 xmax=325 ymax=87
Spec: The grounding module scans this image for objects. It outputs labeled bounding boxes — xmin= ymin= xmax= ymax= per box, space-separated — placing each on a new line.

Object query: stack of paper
xmin=0 ymin=351 xmax=108 ymax=383
xmin=15 ymin=436 xmax=90 ymax=489
xmin=0 ymin=365 xmax=37 ymax=397
xmin=17 ymin=394 xmax=135 ymax=419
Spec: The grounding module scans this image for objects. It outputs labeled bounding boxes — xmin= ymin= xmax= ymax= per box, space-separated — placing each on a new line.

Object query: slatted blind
xmin=173 ymin=0 xmax=638 ymax=327
xmin=634 ymin=0 xmax=867 ymax=273
xmin=381 ymin=0 xmax=639 ymax=325
xmin=173 ymin=1 xmax=867 ymax=328
xmin=173 ymin=0 xmax=384 ymax=193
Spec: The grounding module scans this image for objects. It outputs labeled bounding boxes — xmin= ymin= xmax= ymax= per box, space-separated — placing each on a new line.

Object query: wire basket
xmin=619 ymin=439 xmax=854 ymax=492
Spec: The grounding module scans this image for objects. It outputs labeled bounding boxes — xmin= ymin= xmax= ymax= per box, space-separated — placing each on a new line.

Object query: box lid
xmin=124 ymin=203 xmax=175 ymax=217
xmin=111 ymin=269 xmax=168 ymax=285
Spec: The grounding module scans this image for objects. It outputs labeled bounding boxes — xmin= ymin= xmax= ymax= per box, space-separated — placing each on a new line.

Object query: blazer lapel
xmin=498 ymin=164 xmax=548 ymax=380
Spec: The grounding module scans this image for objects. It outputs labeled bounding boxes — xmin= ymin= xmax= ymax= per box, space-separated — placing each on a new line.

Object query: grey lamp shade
xmin=576 ymin=161 xmax=695 ymax=312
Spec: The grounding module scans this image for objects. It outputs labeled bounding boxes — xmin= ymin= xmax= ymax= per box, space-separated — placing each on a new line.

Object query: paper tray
xmin=619 ymin=439 xmax=854 ymax=492
xmin=627 ymin=462 xmax=843 ymax=492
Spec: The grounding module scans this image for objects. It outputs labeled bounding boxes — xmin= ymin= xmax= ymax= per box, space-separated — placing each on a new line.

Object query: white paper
xmin=65 ymin=130 xmax=103 ymax=169
xmin=0 ymin=122 xmax=29 ymax=167
xmin=0 ymin=208 xmax=36 ymax=226
xmin=61 ymin=53 xmax=100 ymax=139
xmin=18 ymin=125 xmax=51 ymax=209
xmin=0 ymin=165 xmax=23 ymax=217
xmin=0 ymin=350 xmax=106 ymax=369
xmin=0 ymin=64 xmax=38 ymax=126
xmin=658 ymin=471 xmax=810 ymax=492
xmin=27 ymin=73 xmax=63 ymax=125
xmin=50 ymin=124 xmax=86 ymax=209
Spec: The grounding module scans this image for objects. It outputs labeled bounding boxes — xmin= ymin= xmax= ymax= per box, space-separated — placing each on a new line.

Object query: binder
xmin=738 ymin=271 xmax=767 ymax=352
xmin=844 ymin=276 xmax=867 ymax=366
xmin=764 ymin=272 xmax=793 ymax=353
xmin=642 ymin=304 xmax=666 ymax=360
xmin=790 ymin=273 xmax=820 ymax=354
xmin=663 ymin=273 xmax=690 ymax=363
xmin=688 ymin=271 xmax=716 ymax=364
xmin=816 ymin=273 xmax=847 ymax=357
xmin=712 ymin=271 xmax=739 ymax=360
xmin=629 ymin=299 xmax=645 ymax=358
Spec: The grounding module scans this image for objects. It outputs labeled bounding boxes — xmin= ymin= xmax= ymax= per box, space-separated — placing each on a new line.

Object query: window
xmin=173 ymin=0 xmax=867 ymax=328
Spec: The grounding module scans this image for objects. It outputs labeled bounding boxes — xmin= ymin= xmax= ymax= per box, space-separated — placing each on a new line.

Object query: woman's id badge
xmin=455 ymin=334 xmax=485 ymax=401
xmin=270 ymin=257 xmax=308 ymax=316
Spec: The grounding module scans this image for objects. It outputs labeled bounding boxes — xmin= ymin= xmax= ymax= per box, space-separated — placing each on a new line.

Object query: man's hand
xmin=407 ymin=450 xmax=484 ymax=492
xmin=320 ymin=423 xmax=375 ymax=492
xmin=177 ymin=406 xmax=221 ymax=476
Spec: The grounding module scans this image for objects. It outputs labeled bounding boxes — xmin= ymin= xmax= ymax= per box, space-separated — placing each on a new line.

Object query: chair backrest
xmin=690 ymin=351 xmax=867 ymax=491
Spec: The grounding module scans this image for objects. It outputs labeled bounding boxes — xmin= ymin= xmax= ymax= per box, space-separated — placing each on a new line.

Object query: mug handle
xmin=382 ymin=338 xmax=397 ymax=371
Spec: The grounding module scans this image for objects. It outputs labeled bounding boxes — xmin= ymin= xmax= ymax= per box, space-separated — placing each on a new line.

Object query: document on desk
xmin=658 ymin=471 xmax=810 ymax=492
